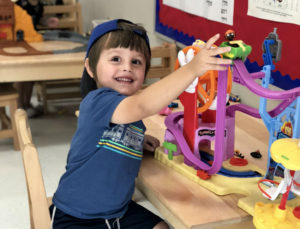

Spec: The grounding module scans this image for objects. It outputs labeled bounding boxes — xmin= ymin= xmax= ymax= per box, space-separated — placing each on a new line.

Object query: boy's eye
xmin=111 ymin=57 xmax=121 ymax=62
xmin=132 ymin=59 xmax=142 ymax=65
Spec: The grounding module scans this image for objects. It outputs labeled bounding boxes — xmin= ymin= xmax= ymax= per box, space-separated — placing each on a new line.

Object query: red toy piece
xmin=293 ymin=206 xmax=300 ymax=219
xmin=229 ymin=157 xmax=248 ymax=166
xmin=179 ymin=91 xmax=198 ymax=152
xmin=197 ymin=169 xmax=211 ymax=180
xmin=201 ymin=109 xmax=216 ymax=123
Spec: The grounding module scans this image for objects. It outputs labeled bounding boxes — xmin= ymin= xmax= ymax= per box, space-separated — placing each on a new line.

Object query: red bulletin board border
xmin=156 ymin=0 xmax=300 ymax=88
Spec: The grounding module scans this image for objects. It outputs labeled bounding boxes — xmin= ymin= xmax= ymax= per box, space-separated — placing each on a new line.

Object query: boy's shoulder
xmin=85 ymin=87 xmax=123 ymax=99
xmin=80 ymin=87 xmax=126 ymax=111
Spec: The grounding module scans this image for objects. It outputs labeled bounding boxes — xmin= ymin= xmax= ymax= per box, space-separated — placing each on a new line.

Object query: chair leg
xmin=35 ymin=82 xmax=49 ymax=114
xmin=41 ymin=83 xmax=49 ymax=114
xmin=29 ymin=197 xmax=35 ymax=229
xmin=9 ymin=99 xmax=20 ymax=150
xmin=35 ymin=83 xmax=42 ymax=102
xmin=0 ymin=107 xmax=10 ymax=129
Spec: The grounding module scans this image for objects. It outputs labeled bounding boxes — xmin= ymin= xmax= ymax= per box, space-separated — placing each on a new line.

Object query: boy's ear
xmin=85 ymin=58 xmax=94 ymax=78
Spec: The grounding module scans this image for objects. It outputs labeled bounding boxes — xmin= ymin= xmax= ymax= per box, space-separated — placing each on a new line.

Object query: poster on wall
xmin=163 ymin=0 xmax=234 ymax=25
xmin=156 ymin=0 xmax=300 ymax=90
xmin=248 ymin=0 xmax=300 ymax=25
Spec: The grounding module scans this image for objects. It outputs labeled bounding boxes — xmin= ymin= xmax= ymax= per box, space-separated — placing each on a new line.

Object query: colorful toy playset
xmin=158 ymin=29 xmax=300 ymax=228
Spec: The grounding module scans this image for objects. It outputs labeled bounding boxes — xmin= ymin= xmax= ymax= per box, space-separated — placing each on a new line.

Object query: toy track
xmin=234 ymin=60 xmax=300 ymax=99
xmin=200 ymin=151 xmax=262 ymax=178
xmin=0 ymin=40 xmax=52 ymax=56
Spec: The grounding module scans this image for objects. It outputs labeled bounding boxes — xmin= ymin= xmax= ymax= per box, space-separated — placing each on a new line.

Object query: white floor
xmin=0 ymin=99 xmax=165 ymax=229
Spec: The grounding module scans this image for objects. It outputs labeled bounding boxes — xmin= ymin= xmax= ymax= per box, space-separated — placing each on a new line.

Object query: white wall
xmin=78 ymin=0 xmax=164 ymax=47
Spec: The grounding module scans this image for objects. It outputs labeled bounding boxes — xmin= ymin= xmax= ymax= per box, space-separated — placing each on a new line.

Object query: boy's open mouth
xmin=115 ymin=77 xmax=133 ymax=83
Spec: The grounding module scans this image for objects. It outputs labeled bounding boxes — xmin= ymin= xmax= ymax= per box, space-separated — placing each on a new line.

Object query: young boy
xmin=50 ymin=19 xmax=231 ymax=229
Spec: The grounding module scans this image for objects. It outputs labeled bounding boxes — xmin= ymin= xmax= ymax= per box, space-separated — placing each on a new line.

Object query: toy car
xmin=220 ymin=30 xmax=252 ymax=61
xmin=220 ymin=40 xmax=252 ymax=61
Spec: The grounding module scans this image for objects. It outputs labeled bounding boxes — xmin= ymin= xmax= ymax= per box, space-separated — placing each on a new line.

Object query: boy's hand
xmin=143 ymin=135 xmax=160 ymax=153
xmin=187 ymin=34 xmax=232 ymax=77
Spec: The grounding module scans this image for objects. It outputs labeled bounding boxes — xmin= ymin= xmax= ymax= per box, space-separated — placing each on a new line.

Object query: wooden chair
xmin=37 ymin=0 xmax=83 ymax=34
xmin=15 ymin=109 xmax=52 ymax=229
xmin=75 ymin=109 xmax=79 ymax=117
xmin=0 ymin=86 xmax=19 ymax=150
xmin=144 ymin=42 xmax=177 ymax=86
xmin=36 ymin=79 xmax=82 ymax=114
xmin=35 ymin=0 xmax=84 ymax=114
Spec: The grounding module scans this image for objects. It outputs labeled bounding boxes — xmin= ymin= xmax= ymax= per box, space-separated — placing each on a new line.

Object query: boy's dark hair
xmin=80 ymin=19 xmax=151 ymax=98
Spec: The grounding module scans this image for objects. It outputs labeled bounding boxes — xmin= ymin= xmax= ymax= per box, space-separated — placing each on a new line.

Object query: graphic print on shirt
xmin=102 ymin=125 xmax=125 ymax=142
xmin=98 ymin=124 xmax=144 ymax=160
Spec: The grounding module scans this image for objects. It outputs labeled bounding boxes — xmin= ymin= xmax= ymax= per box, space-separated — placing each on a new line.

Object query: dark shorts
xmin=50 ymin=201 xmax=163 ymax=229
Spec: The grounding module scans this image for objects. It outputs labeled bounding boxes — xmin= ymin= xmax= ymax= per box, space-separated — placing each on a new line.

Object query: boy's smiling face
xmin=85 ymin=47 xmax=146 ymax=96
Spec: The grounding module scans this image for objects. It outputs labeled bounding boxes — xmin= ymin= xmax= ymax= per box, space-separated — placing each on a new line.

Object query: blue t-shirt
xmin=53 ymin=88 xmax=146 ymax=219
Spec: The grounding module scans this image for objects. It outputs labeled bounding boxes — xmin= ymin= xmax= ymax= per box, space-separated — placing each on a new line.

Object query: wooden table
xmin=137 ymin=102 xmax=269 ymax=228
xmin=0 ymin=41 xmax=85 ymax=82
xmin=0 ymin=41 xmax=85 ymax=149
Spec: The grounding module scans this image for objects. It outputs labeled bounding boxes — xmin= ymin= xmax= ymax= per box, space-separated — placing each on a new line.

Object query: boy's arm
xmin=111 ymin=34 xmax=231 ymax=124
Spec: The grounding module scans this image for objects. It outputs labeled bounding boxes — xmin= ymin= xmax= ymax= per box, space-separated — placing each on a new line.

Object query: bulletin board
xmin=155 ymin=0 xmax=300 ymax=90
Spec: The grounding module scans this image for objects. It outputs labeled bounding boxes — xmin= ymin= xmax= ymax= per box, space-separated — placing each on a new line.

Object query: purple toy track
xmin=165 ymin=112 xmax=212 ymax=171
xmin=234 ymin=60 xmax=300 ymax=100
xmin=165 ymin=68 xmax=229 ymax=175
xmin=229 ymin=60 xmax=300 ymax=118
xmin=226 ymin=100 xmax=294 ymax=119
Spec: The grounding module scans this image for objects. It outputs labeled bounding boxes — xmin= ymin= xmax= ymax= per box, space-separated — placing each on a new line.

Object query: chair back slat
xmin=15 ymin=109 xmax=51 ymax=229
xmin=23 ymin=144 xmax=51 ymax=229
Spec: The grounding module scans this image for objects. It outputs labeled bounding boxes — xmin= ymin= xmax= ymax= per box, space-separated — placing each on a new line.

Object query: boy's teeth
xmin=117 ymin=78 xmax=132 ymax=82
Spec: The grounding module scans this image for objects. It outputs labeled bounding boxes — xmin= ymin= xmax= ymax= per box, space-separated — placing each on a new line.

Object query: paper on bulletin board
xmin=162 ymin=0 xmax=234 ymax=25
xmin=248 ymin=0 xmax=300 ymax=25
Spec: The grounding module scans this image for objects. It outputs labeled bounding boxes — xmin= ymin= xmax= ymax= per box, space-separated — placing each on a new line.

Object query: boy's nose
xmin=122 ymin=61 xmax=132 ymax=72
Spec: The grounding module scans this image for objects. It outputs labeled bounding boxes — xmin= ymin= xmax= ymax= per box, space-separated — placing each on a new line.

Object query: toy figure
xmin=224 ymin=29 xmax=235 ymax=41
